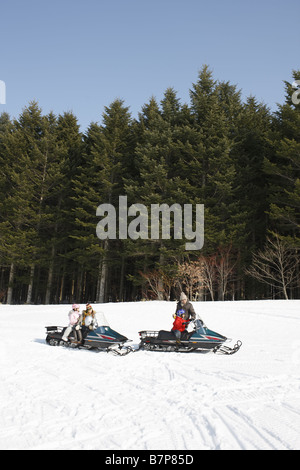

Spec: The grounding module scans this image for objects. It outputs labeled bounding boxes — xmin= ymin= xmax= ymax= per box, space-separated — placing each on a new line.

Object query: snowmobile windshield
xmin=97 ymin=311 xmax=109 ymax=327
xmin=194 ymin=318 xmax=206 ymax=334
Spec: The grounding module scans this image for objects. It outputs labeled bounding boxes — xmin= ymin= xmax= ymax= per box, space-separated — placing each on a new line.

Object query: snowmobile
xmin=45 ymin=312 xmax=134 ymax=356
xmin=139 ymin=316 xmax=242 ymax=355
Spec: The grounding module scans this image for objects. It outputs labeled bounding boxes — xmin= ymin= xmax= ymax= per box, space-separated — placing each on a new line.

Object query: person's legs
xmin=62 ymin=326 xmax=72 ymax=342
xmin=172 ymin=329 xmax=181 ymax=345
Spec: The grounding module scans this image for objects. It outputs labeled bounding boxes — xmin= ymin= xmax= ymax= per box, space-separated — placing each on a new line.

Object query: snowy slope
xmin=0 ymin=299 xmax=299 ymax=450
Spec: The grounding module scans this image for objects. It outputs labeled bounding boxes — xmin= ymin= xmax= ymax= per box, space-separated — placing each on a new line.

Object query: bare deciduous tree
xmin=176 ymin=260 xmax=202 ymax=300
xmin=176 ymin=246 xmax=236 ymax=301
xmin=215 ymin=246 xmax=237 ymax=301
xmin=246 ymin=235 xmax=299 ymax=300
xmin=140 ymin=269 xmax=173 ymax=300
xmin=197 ymin=255 xmax=217 ymax=301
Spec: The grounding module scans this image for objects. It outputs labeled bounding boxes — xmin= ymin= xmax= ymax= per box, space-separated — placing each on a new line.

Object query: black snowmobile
xmin=46 ymin=313 xmax=134 ymax=356
xmin=139 ymin=317 xmax=242 ymax=354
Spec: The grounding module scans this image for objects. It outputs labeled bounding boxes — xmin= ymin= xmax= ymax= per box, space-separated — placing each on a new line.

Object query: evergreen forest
xmin=0 ymin=66 xmax=299 ymax=304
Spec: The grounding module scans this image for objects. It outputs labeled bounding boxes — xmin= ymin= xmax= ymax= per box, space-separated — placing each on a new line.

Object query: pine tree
xmin=0 ymin=103 xmax=77 ymax=303
xmin=233 ymin=97 xmax=271 ymax=247
xmin=0 ymin=102 xmax=46 ymax=302
xmin=265 ymin=71 xmax=300 ymax=248
xmin=124 ymin=90 xmax=194 ymax=299
xmin=71 ymin=99 xmax=133 ymax=302
xmin=188 ymin=66 xmax=239 ymax=251
xmin=44 ymin=112 xmax=83 ymax=303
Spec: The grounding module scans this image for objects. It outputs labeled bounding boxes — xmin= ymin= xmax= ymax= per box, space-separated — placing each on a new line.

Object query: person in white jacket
xmin=62 ymin=304 xmax=81 ymax=342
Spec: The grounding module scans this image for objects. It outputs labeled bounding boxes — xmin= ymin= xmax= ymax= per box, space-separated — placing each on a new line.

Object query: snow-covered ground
xmin=0 ymin=299 xmax=299 ymax=450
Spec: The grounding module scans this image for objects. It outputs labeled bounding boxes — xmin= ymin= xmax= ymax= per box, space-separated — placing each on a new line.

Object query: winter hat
xmin=86 ymin=303 xmax=92 ymax=310
xmin=180 ymin=292 xmax=188 ymax=301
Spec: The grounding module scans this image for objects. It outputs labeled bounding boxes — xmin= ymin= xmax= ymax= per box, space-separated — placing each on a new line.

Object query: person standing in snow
xmin=62 ymin=304 xmax=81 ymax=342
xmin=172 ymin=292 xmax=196 ymax=342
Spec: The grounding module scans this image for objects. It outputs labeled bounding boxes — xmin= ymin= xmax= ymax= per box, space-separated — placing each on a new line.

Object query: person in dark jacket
xmin=172 ymin=292 xmax=196 ymax=342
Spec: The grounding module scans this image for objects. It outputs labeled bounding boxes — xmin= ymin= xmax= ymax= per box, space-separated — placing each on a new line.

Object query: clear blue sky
xmin=0 ymin=0 xmax=299 ymax=132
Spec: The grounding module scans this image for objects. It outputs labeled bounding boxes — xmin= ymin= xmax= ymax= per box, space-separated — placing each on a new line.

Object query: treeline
xmin=0 ymin=66 xmax=299 ymax=304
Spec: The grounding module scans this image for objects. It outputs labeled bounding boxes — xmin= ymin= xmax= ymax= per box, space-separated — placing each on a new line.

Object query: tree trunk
xmin=119 ymin=255 xmax=125 ymax=301
xmin=45 ymin=247 xmax=55 ymax=304
xmin=26 ymin=264 xmax=35 ymax=304
xmin=157 ymin=245 xmax=164 ymax=300
xmin=98 ymin=240 xmax=109 ymax=303
xmin=96 ymin=257 xmax=102 ymax=302
xmin=6 ymin=263 xmax=15 ymax=304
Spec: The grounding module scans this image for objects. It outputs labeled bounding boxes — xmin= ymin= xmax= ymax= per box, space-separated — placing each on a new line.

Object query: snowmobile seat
xmin=157 ymin=330 xmax=194 ymax=341
xmin=157 ymin=330 xmax=176 ymax=340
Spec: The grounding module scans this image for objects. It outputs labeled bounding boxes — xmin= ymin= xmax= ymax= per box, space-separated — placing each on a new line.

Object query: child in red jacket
xmin=172 ymin=310 xmax=190 ymax=342
xmin=172 ymin=313 xmax=189 ymax=333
